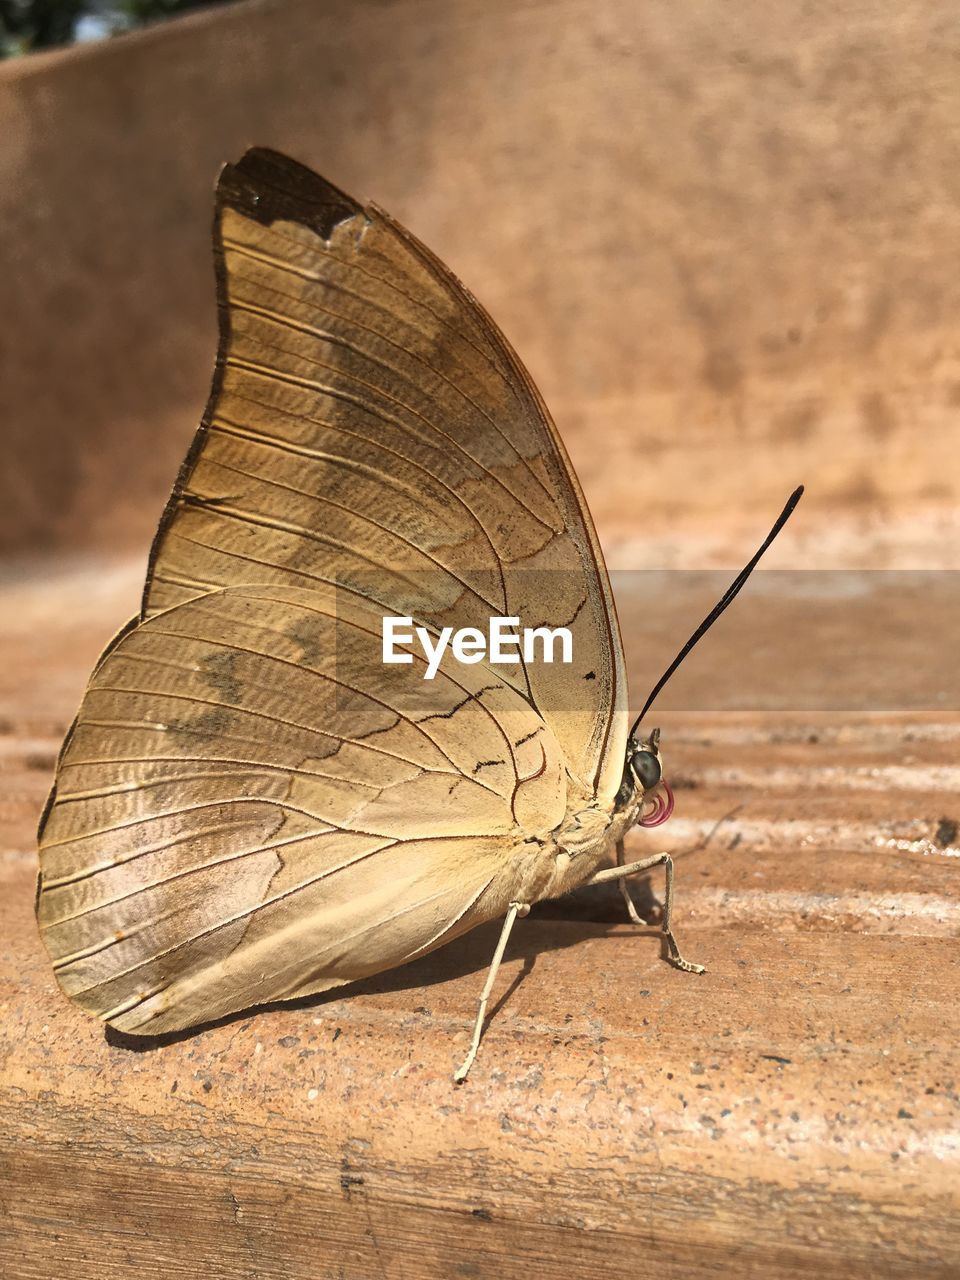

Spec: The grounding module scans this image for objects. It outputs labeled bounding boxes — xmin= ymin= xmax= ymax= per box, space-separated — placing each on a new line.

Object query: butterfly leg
xmin=615 ymin=838 xmax=648 ymax=927
xmin=453 ymin=900 xmax=530 ymax=1083
xmin=586 ymin=842 xmax=706 ymax=975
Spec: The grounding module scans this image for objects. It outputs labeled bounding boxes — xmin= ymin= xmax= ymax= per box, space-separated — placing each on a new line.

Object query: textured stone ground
xmin=1 ymin=557 xmax=956 ymax=1278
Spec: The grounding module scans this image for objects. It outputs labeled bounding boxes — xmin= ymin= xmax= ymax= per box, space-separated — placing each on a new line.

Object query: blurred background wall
xmin=1 ymin=0 xmax=958 ymax=567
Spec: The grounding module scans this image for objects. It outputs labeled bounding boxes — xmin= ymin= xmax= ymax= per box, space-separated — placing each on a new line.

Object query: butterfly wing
xmin=38 ymin=149 xmax=629 ymax=1034
xmin=37 ymin=586 xmax=565 ymax=1034
xmin=143 ymin=149 xmax=628 ymax=802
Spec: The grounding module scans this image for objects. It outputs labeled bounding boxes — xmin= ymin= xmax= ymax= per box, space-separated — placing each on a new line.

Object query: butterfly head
xmin=620 ymin=726 xmax=675 ymax=827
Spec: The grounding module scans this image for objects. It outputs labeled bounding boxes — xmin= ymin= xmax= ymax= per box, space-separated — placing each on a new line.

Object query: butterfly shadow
xmin=103 ymin=877 xmax=674 ymax=1055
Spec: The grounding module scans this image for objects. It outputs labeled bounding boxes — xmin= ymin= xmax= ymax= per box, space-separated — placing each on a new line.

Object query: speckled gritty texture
xmin=0 ymin=560 xmax=958 ymax=1278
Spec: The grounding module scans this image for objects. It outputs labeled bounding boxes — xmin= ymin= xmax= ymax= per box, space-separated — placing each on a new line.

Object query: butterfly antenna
xmin=629 ymin=485 xmax=804 ymax=740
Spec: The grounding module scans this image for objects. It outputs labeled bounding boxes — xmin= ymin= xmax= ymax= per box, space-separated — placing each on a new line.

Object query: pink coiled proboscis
xmin=638 ymin=779 xmax=675 ymax=827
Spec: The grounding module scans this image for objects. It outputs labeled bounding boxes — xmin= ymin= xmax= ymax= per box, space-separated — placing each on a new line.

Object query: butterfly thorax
xmin=517 ymin=733 xmax=672 ymax=905
xmin=517 ymin=782 xmax=644 ymax=906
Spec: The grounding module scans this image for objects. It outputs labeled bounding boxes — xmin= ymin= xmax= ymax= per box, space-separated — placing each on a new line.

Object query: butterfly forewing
xmin=144 ymin=149 xmax=627 ymax=797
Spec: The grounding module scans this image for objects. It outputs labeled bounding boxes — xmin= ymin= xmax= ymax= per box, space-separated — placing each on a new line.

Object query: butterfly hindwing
xmin=37 ymin=586 xmax=565 ymax=1033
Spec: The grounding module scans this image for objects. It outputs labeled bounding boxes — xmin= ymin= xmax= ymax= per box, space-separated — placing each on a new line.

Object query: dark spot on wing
xmin=180 ymin=491 xmax=239 ymax=510
xmin=417 ymin=685 xmax=499 ymax=725
xmin=418 ymin=693 xmax=473 ymax=725
xmin=285 ymin=615 xmax=328 ymax=667
xmin=167 ymin=705 xmax=232 ymax=740
xmin=473 ymin=759 xmax=505 ymax=773
xmin=200 ymin=650 xmax=242 ymax=703
xmin=221 ymin=148 xmax=362 ymax=243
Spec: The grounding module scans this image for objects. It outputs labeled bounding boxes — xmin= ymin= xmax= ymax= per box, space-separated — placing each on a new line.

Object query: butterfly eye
xmin=632 ymin=749 xmax=662 ymax=791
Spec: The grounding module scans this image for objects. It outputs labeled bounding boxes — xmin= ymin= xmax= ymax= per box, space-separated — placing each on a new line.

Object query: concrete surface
xmin=0 ymin=557 xmax=958 ymax=1277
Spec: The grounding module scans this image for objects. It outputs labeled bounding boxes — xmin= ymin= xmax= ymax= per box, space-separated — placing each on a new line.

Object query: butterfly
xmin=36 ymin=149 xmax=801 ymax=1079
